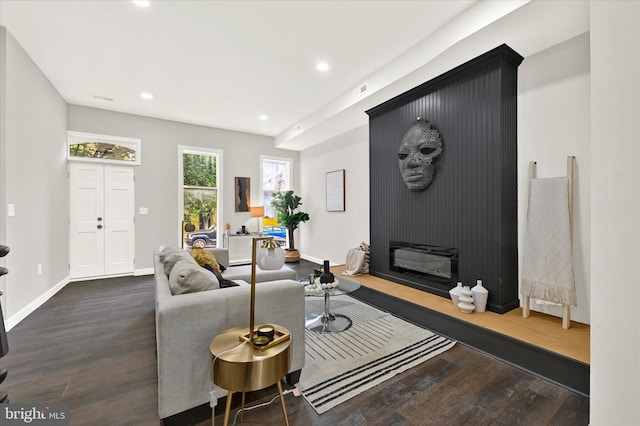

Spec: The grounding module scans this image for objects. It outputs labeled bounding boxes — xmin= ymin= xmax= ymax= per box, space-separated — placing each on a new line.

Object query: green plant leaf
xmin=270 ymin=190 xmax=310 ymax=250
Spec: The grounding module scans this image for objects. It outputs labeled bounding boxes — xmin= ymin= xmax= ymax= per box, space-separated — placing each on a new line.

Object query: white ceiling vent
xmin=353 ymin=82 xmax=368 ymax=99
xmin=92 ymin=94 xmax=114 ymax=102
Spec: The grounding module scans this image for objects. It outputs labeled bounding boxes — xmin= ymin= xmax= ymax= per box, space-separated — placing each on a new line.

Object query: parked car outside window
xmin=185 ymin=225 xmax=217 ymax=248
xmin=262 ymin=225 xmax=287 ymax=246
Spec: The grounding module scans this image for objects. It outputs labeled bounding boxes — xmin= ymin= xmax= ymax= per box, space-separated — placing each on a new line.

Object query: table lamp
xmin=241 ymin=236 xmax=289 ymax=349
xmin=249 ymin=206 xmax=265 ymax=233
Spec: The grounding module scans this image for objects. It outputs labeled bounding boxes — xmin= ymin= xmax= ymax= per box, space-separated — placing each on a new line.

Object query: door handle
xmin=97 ymin=217 xmax=103 ymax=221
xmin=97 ymin=224 xmax=103 ymax=229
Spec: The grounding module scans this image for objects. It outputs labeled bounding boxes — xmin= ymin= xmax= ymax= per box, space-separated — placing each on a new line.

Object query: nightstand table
xmin=210 ymin=325 xmax=291 ymax=426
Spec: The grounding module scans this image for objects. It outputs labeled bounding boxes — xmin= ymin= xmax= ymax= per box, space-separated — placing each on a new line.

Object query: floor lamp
xmin=241 ymin=236 xmax=288 ymax=347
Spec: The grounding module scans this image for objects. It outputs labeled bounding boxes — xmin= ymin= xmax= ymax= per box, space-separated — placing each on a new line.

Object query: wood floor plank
xmin=331 ymin=265 xmax=590 ymax=364
xmin=1 ymin=271 xmax=588 ymax=425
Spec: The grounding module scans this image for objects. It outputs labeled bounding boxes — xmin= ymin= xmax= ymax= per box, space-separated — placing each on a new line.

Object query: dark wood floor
xmin=1 ymin=262 xmax=589 ymax=425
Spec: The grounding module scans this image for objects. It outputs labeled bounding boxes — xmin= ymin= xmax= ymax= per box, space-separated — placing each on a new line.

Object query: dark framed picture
xmin=235 ymin=177 xmax=250 ymax=212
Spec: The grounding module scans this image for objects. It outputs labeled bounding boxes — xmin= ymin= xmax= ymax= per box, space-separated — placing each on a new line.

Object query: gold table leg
xmin=277 ymin=380 xmax=289 ymax=426
xmin=223 ymin=391 xmax=233 ymax=426
xmin=240 ymin=392 xmax=246 ymax=421
xmin=218 ymin=381 xmax=288 ymax=425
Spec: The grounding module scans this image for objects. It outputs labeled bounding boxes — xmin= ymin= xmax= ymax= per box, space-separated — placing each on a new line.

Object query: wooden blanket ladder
xmin=522 ymin=156 xmax=575 ymax=329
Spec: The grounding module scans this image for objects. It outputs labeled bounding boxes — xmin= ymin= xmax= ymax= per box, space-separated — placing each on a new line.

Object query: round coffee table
xmin=304 ymin=276 xmax=361 ymax=333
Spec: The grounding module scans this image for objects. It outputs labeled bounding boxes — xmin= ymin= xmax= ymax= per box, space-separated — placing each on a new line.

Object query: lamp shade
xmin=256 ymin=240 xmax=285 ymax=270
xmin=250 ymin=206 xmax=265 ymax=218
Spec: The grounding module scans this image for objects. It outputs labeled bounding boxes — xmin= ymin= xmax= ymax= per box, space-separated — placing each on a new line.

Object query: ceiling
xmin=0 ymin=0 xmax=477 ymax=143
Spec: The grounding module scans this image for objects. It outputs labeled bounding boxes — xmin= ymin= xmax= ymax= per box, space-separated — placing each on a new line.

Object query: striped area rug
xmin=299 ymin=295 xmax=456 ymax=414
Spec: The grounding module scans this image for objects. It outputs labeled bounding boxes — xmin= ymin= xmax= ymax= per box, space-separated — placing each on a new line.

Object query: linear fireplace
xmin=389 ymin=241 xmax=458 ymax=293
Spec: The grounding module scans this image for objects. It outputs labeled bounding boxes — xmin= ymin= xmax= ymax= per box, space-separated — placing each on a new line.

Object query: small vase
xmin=320 ymin=260 xmax=335 ymax=284
xmin=471 ymin=279 xmax=489 ymax=313
xmin=449 ymin=282 xmax=463 ymax=307
xmin=458 ymin=286 xmax=475 ymax=313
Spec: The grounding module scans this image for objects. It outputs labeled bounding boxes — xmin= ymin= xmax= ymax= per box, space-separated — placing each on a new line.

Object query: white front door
xmin=104 ymin=166 xmax=135 ymax=275
xmin=69 ymin=162 xmax=135 ymax=279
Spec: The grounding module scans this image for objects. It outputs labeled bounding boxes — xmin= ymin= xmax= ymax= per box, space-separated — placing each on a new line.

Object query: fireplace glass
xmin=389 ymin=241 xmax=458 ymax=285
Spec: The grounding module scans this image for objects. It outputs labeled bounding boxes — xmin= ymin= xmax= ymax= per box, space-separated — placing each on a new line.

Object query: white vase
xmin=458 ymin=286 xmax=475 ymax=313
xmin=471 ymin=279 xmax=489 ymax=313
xmin=449 ymin=282 xmax=463 ymax=307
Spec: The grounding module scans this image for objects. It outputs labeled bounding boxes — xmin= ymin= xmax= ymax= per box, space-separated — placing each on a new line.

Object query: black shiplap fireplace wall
xmin=366 ymin=44 xmax=523 ymax=313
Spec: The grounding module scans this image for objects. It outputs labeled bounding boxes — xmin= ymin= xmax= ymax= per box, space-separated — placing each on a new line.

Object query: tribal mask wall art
xmin=397 ymin=118 xmax=443 ymax=191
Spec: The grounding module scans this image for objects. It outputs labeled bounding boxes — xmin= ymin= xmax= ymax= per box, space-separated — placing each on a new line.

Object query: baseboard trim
xmin=134 ymin=267 xmax=154 ymax=276
xmin=6 ymin=276 xmax=70 ymax=331
xmin=300 ymin=253 xmax=340 ymax=267
xmin=350 ymin=285 xmax=590 ymax=397
xmin=300 ymin=253 xmax=321 ymax=265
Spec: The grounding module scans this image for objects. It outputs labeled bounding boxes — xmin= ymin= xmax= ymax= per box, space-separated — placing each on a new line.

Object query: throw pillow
xmin=163 ymin=251 xmax=197 ymax=276
xmin=159 ymin=246 xmax=183 ymax=263
xmin=190 ymin=248 xmax=223 ymax=273
xmin=169 ymin=260 xmax=219 ymax=295
xmin=202 ymin=264 xmax=239 ymax=288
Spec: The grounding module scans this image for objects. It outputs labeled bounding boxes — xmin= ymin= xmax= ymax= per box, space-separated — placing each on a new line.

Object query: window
xmin=68 ymin=131 xmax=141 ymax=165
xmin=261 ymin=156 xmax=291 ymax=218
xmin=179 ymin=146 xmax=222 ymax=247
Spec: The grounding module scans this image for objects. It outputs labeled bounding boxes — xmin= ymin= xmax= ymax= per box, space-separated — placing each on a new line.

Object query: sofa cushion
xmin=163 ymin=251 xmax=197 ymax=276
xmin=169 ymin=260 xmax=219 ymax=295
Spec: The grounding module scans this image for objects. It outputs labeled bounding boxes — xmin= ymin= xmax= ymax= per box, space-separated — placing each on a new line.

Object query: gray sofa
xmin=154 ymin=248 xmax=305 ymax=419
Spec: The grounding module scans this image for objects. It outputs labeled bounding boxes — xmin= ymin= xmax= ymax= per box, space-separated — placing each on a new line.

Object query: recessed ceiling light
xmin=259 ymin=115 xmax=268 ymax=121
xmin=132 ymin=0 xmax=150 ymax=7
xmin=316 ymin=62 xmax=330 ymax=72
xmin=140 ymin=92 xmax=153 ymax=100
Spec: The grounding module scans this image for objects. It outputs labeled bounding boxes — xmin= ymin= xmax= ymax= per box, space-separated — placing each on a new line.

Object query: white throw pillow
xmin=162 ymin=251 xmax=197 ymax=276
xmin=158 ymin=246 xmax=183 ymax=263
xmin=168 ymin=260 xmax=219 ymax=295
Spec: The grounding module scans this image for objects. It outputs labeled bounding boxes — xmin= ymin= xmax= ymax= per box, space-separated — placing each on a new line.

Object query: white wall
xmin=299 ymin=125 xmax=370 ymax=264
xmin=518 ymin=32 xmax=591 ymax=324
xmin=67 ymin=105 xmax=300 ymax=271
xmin=590 ymin=1 xmax=640 ymax=424
xmin=0 ymin=28 xmax=69 ymax=324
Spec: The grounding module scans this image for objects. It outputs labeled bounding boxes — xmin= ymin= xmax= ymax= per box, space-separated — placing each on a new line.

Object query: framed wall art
xmin=326 ymin=169 xmax=345 ymax=212
xmin=235 ymin=177 xmax=250 ymax=212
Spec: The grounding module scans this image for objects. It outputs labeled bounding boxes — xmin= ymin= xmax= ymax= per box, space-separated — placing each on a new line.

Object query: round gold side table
xmin=210 ymin=325 xmax=291 ymax=426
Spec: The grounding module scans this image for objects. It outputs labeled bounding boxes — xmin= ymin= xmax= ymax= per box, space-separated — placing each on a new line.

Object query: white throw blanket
xmin=521 ymin=177 xmax=577 ymax=306
xmin=342 ymin=242 xmax=370 ymax=276
xmin=342 ymin=248 xmax=367 ymax=276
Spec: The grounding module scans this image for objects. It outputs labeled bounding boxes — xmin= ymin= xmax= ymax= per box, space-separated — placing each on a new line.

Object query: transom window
xmin=67 ymin=131 xmax=141 ymax=165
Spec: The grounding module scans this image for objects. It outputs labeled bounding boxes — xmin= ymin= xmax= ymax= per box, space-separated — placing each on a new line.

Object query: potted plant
xmin=270 ymin=190 xmax=310 ymax=262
